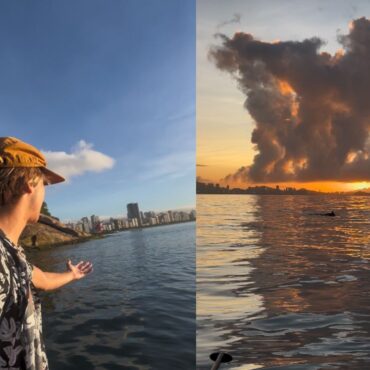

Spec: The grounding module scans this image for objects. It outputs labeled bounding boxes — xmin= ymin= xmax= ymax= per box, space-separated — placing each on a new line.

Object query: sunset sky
xmin=197 ymin=0 xmax=370 ymax=192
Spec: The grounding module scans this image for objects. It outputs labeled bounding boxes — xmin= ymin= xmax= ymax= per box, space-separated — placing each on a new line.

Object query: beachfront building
xmin=127 ymin=203 xmax=142 ymax=227
xmin=90 ymin=215 xmax=100 ymax=232
xmin=81 ymin=217 xmax=91 ymax=233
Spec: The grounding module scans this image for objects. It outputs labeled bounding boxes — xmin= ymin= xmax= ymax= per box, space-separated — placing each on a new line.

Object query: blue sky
xmin=1 ymin=0 xmax=195 ymax=221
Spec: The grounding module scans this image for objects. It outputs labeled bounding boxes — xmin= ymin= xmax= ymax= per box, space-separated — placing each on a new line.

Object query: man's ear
xmin=24 ymin=180 xmax=35 ymax=194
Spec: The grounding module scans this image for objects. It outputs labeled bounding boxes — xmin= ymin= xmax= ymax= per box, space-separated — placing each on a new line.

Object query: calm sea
xmin=27 ymin=222 xmax=195 ymax=370
xmin=197 ymin=194 xmax=370 ymax=370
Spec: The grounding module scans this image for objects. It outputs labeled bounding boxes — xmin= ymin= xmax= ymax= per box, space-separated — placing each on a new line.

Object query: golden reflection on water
xmin=231 ymin=364 xmax=264 ymax=370
xmin=197 ymin=294 xmax=263 ymax=319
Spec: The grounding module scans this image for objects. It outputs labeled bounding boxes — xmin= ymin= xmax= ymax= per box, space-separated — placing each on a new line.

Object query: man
xmin=0 ymin=137 xmax=93 ymax=369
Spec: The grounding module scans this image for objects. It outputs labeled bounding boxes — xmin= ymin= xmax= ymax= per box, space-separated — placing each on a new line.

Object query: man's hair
xmin=0 ymin=167 xmax=44 ymax=207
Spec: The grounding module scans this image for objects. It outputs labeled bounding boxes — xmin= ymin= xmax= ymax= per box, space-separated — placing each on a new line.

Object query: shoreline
xmin=26 ymin=219 xmax=196 ymax=250
xmin=196 ymin=192 xmax=370 ymax=196
xmin=100 ymin=219 xmax=196 ymax=236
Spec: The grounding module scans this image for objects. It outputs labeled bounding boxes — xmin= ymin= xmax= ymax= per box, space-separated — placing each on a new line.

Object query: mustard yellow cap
xmin=0 ymin=137 xmax=65 ymax=185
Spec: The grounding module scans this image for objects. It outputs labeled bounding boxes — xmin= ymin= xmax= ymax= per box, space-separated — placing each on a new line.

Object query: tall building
xmin=127 ymin=203 xmax=142 ymax=226
xmin=90 ymin=215 xmax=100 ymax=233
xmin=81 ymin=217 xmax=91 ymax=233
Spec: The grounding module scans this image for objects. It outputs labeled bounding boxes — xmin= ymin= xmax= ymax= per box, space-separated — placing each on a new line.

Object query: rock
xmin=38 ymin=214 xmax=89 ymax=237
xmin=20 ymin=214 xmax=92 ymax=248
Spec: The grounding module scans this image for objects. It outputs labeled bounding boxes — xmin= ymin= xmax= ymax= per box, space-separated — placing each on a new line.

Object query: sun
xmin=347 ymin=182 xmax=370 ymax=191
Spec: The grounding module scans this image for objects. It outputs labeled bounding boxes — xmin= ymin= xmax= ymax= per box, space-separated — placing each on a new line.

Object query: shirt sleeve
xmin=17 ymin=244 xmax=34 ymax=282
xmin=0 ymin=243 xmax=11 ymax=315
xmin=0 ymin=242 xmax=29 ymax=370
xmin=24 ymin=260 xmax=34 ymax=285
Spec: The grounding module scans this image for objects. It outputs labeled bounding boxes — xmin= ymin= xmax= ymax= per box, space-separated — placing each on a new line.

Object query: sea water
xmin=197 ymin=194 xmax=370 ymax=370
xmin=28 ymin=222 xmax=195 ymax=370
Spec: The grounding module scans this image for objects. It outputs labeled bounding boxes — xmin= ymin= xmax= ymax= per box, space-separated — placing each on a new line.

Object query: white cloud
xmin=42 ymin=140 xmax=115 ymax=181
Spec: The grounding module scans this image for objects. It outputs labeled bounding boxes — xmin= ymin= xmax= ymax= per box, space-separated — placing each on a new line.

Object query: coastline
xmin=22 ymin=219 xmax=195 ymax=249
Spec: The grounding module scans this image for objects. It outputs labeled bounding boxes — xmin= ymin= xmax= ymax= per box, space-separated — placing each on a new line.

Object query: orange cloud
xmin=277 ymin=79 xmax=295 ymax=95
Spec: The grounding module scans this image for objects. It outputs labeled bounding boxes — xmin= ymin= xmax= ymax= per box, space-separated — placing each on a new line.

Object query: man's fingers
xmin=69 ymin=260 xmax=93 ymax=277
xmin=79 ymin=263 xmax=93 ymax=273
xmin=81 ymin=267 xmax=93 ymax=275
xmin=78 ymin=261 xmax=91 ymax=268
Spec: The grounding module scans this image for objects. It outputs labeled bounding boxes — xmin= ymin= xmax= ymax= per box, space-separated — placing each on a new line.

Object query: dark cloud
xmin=209 ymin=17 xmax=370 ymax=183
xmin=196 ymin=164 xmax=208 ymax=167
xmin=223 ymin=166 xmax=249 ymax=183
xmin=196 ymin=175 xmax=212 ymax=183
xmin=216 ymin=13 xmax=241 ymax=30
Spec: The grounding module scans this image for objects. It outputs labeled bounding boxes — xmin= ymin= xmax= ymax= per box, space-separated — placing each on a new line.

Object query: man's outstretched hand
xmin=66 ymin=259 xmax=93 ymax=280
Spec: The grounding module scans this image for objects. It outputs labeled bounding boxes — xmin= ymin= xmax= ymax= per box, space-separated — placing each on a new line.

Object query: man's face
xmin=28 ymin=177 xmax=45 ymax=223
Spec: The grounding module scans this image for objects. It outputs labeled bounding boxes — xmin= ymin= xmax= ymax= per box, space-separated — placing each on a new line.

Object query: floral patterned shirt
xmin=0 ymin=232 xmax=48 ymax=370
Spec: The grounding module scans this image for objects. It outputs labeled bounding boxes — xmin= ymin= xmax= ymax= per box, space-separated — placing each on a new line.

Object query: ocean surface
xmin=197 ymin=194 xmax=370 ymax=370
xmin=26 ymin=222 xmax=195 ymax=370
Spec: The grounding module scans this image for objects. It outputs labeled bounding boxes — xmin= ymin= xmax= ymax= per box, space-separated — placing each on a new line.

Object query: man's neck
xmin=0 ymin=203 xmax=28 ymax=246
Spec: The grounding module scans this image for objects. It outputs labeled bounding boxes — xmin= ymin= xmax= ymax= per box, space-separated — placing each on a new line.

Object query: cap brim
xmin=41 ymin=167 xmax=65 ymax=185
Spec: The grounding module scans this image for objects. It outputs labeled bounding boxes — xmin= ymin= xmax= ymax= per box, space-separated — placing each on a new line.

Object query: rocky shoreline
xmin=20 ymin=215 xmax=195 ymax=249
xmin=20 ymin=214 xmax=102 ymax=249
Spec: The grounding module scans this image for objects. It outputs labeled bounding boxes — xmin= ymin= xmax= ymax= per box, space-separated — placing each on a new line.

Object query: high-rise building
xmin=127 ymin=203 xmax=142 ymax=226
xmin=81 ymin=217 xmax=91 ymax=233
xmin=90 ymin=215 xmax=100 ymax=233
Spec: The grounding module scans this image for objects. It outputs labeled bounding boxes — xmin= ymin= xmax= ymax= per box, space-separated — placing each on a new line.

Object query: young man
xmin=0 ymin=137 xmax=93 ymax=370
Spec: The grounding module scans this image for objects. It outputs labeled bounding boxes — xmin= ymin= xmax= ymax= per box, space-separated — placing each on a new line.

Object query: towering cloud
xmin=210 ymin=17 xmax=370 ymax=183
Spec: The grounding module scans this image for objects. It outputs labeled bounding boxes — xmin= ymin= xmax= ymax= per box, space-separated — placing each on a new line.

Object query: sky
xmin=1 ymin=0 xmax=195 ymax=221
xmin=197 ymin=0 xmax=370 ymax=192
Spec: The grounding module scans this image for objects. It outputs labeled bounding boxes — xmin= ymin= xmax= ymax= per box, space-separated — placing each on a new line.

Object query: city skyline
xmin=61 ymin=207 xmax=195 ymax=224
xmin=65 ymin=201 xmax=196 ymax=233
